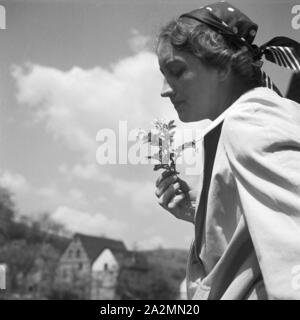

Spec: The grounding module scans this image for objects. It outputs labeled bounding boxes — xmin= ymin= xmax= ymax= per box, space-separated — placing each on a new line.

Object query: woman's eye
xmin=171 ymin=68 xmax=184 ymax=78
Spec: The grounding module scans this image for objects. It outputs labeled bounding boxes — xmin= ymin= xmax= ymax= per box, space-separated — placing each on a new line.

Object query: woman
xmin=155 ymin=1 xmax=300 ymax=299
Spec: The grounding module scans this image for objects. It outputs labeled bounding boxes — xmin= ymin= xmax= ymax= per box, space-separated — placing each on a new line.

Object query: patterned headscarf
xmin=179 ymin=1 xmax=300 ymax=96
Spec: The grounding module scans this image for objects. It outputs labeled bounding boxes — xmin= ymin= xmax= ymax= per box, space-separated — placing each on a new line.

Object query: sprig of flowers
xmin=137 ymin=119 xmax=196 ymax=173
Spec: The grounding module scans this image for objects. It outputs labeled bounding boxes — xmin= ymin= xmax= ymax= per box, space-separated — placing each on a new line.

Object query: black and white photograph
xmin=0 ymin=0 xmax=299 ymax=302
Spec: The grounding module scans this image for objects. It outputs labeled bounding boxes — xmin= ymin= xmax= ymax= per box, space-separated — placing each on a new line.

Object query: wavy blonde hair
xmin=157 ymin=17 xmax=262 ymax=88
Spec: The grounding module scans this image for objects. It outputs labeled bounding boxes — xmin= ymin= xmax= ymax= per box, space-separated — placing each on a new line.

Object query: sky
xmin=0 ymin=0 xmax=298 ymax=250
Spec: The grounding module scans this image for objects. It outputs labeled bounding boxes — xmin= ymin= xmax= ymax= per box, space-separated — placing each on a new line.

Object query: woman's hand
xmin=155 ymin=170 xmax=196 ymax=223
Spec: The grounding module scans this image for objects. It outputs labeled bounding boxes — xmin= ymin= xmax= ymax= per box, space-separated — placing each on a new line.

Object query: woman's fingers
xmin=176 ymin=177 xmax=190 ymax=193
xmin=155 ymin=174 xmax=177 ymax=198
xmin=168 ymin=193 xmax=186 ymax=209
xmin=155 ymin=170 xmax=174 ymax=187
xmin=155 ymin=171 xmax=192 ymax=221
xmin=158 ymin=182 xmax=181 ymax=208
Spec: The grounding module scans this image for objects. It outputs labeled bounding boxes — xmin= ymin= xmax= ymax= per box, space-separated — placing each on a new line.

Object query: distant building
xmin=55 ymin=233 xmax=148 ymax=300
xmin=178 ymin=277 xmax=187 ymax=300
xmin=0 ymin=261 xmax=9 ymax=299
xmin=0 ymin=263 xmax=7 ymax=290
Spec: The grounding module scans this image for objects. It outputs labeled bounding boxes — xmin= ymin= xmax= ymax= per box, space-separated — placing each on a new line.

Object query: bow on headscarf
xmin=180 ymin=2 xmax=300 ymax=96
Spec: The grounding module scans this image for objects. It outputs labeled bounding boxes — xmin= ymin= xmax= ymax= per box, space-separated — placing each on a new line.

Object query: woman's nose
xmin=161 ymin=78 xmax=174 ymax=98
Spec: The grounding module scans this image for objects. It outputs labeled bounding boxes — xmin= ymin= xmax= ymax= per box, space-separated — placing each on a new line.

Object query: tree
xmin=0 ymin=240 xmax=38 ymax=292
xmin=47 ymin=283 xmax=82 ymax=300
xmin=33 ymin=212 xmax=67 ymax=237
xmin=0 ymin=186 xmax=15 ymax=240
xmin=116 ymin=264 xmax=175 ymax=300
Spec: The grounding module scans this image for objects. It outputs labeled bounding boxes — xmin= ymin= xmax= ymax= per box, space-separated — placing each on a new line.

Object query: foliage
xmin=0 ymin=185 xmax=69 ymax=297
xmin=0 ymin=187 xmax=15 ymax=241
xmin=47 ymin=284 xmax=82 ymax=300
xmin=116 ymin=248 xmax=188 ymax=300
xmin=0 ymin=185 xmax=188 ymax=300
xmin=137 ymin=119 xmax=196 ymax=174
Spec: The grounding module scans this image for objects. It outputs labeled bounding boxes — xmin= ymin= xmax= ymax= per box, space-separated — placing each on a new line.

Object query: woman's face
xmin=157 ymin=39 xmax=222 ymax=122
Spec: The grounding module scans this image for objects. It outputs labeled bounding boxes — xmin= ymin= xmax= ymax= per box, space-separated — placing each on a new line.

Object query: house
xmin=55 ymin=233 xmax=149 ymax=300
xmin=178 ymin=277 xmax=187 ymax=300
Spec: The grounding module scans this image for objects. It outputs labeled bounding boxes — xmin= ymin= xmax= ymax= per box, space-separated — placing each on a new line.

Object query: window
xmin=78 ymin=262 xmax=83 ymax=270
xmin=68 ymin=249 xmax=73 ymax=258
xmin=76 ymin=249 xmax=81 ymax=258
xmin=104 ymin=263 xmax=108 ymax=271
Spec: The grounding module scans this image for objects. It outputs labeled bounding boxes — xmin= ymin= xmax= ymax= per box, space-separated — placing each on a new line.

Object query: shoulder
xmin=223 ymin=87 xmax=300 ymax=131
xmin=222 ymin=87 xmax=300 ymax=158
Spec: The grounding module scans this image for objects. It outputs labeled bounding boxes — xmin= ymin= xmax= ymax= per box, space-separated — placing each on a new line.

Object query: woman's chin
xmin=177 ymin=112 xmax=195 ymax=123
xmin=177 ymin=110 xmax=207 ymax=122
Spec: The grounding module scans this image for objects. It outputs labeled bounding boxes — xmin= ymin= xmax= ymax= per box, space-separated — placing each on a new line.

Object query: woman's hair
xmin=157 ymin=17 xmax=263 ymax=88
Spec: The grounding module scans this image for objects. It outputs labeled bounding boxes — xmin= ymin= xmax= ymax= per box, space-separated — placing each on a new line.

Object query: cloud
xmin=59 ymin=162 xmax=113 ymax=184
xmin=33 ymin=186 xmax=90 ymax=212
xmin=12 ymin=37 xmax=209 ymax=184
xmin=0 ymin=170 xmax=30 ymax=194
xmin=128 ymin=29 xmax=151 ymax=53
xmin=136 ymin=235 xmax=166 ymax=250
xmin=12 ymin=48 xmax=173 ymax=160
xmin=0 ymin=170 xmax=93 ymax=215
xmin=108 ymin=178 xmax=156 ymax=215
xmin=10 ymin=34 xmax=207 ymax=245
xmin=51 ymin=205 xmax=126 ymax=238
xmin=58 ymin=162 xmax=158 ymax=215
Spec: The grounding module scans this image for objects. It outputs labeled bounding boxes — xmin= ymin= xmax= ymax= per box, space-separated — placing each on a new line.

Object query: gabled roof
xmin=74 ymin=233 xmax=127 ymax=264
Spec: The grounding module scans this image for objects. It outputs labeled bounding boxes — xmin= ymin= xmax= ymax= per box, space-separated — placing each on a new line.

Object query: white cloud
xmin=111 ymin=178 xmax=156 ymax=215
xmin=0 ymin=170 xmax=30 ymax=194
xmin=34 ymin=186 xmax=90 ymax=211
xmin=11 ymin=41 xmax=209 ymax=188
xmin=71 ymin=163 xmax=99 ymax=180
xmin=58 ymin=162 xmax=157 ymax=215
xmin=136 ymin=235 xmax=166 ymax=250
xmin=51 ymin=205 xmax=126 ymax=238
xmin=2 ymin=176 xmax=93 ymax=216
xmin=130 ymin=181 xmax=156 ymax=215
xmin=10 ymin=36 xmax=208 ymax=245
xmin=128 ymin=29 xmax=151 ymax=53
xmin=67 ymin=163 xmax=113 ymax=183
xmin=12 ymin=49 xmax=174 ymax=161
